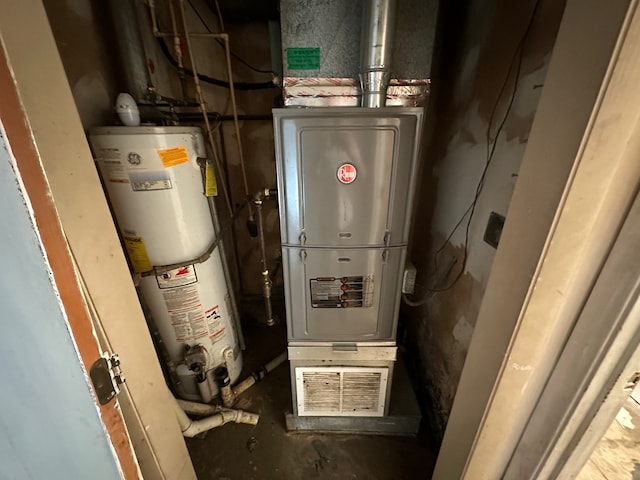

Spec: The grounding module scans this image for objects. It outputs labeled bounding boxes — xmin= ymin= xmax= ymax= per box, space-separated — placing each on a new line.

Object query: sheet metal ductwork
xmin=279 ymin=0 xmax=437 ymax=107
xmin=360 ymin=0 xmax=397 ymax=108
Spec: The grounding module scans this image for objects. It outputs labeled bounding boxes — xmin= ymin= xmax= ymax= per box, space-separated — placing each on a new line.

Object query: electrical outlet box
xmin=402 ymin=262 xmax=417 ymax=294
xmin=484 ymin=212 xmax=505 ymax=249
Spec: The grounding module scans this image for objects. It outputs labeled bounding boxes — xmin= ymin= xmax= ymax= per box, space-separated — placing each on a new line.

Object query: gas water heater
xmin=90 ymin=126 xmax=242 ymax=402
xmin=274 ymin=108 xmax=423 ymax=420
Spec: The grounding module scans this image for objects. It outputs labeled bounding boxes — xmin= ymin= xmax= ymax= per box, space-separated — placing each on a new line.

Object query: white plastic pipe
xmin=233 ymin=351 xmax=287 ymax=398
xmin=176 ymin=399 xmax=220 ymax=416
xmin=172 ymin=395 xmax=259 ymax=438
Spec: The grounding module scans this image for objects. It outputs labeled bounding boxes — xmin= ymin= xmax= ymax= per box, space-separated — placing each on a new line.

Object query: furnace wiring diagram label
xmin=309 ymin=275 xmax=374 ymax=308
xmin=156 ymin=264 xmax=198 ymax=289
xmin=122 ymin=235 xmax=152 ymax=273
xmin=158 ymin=146 xmax=190 ymax=168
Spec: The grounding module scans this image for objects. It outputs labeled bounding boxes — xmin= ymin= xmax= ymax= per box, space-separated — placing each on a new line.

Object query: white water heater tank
xmin=90 ymin=126 xmax=242 ymax=402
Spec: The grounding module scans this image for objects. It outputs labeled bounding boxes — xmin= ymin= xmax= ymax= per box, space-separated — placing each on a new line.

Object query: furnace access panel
xmin=273 ymin=108 xmax=423 ymax=343
xmin=274 ymin=108 xmax=423 ymax=248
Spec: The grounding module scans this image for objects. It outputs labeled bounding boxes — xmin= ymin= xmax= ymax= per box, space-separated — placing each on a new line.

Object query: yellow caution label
xmin=158 ymin=146 xmax=189 ymax=168
xmin=122 ymin=235 xmax=152 ymax=273
xmin=205 ymin=162 xmax=218 ymax=197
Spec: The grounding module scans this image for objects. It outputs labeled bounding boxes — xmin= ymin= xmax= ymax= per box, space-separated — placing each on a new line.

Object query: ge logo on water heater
xmin=128 ymin=152 xmax=142 ymax=166
xmin=337 ymin=163 xmax=357 ymax=184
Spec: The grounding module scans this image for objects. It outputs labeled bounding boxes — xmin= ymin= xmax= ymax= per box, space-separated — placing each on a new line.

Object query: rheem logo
xmin=337 ymin=163 xmax=357 ymax=184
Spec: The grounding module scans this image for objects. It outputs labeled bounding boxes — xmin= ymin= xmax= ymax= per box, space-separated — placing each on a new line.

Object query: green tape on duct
xmin=287 ymin=47 xmax=320 ymax=70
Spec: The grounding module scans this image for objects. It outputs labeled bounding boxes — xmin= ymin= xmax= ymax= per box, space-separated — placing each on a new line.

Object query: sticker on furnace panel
xmin=156 ymin=264 xmax=198 ymax=289
xmin=309 ymin=275 xmax=374 ymax=308
xmin=337 ymin=163 xmax=357 ymax=184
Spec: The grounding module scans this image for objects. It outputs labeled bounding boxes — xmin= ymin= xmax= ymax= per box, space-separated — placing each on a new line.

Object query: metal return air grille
xmin=295 ymin=367 xmax=388 ymax=417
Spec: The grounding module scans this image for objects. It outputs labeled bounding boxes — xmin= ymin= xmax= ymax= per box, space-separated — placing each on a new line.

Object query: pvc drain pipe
xmin=215 ymin=351 xmax=287 ymax=408
xmin=172 ymin=394 xmax=259 ymax=438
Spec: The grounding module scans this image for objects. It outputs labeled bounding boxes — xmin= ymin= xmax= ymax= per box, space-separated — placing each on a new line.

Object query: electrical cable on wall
xmin=188 ymin=0 xmax=275 ymax=75
xmin=403 ymin=0 xmax=542 ymax=306
xmin=156 ymin=37 xmax=276 ymax=90
xmin=150 ymin=0 xmax=276 ymax=90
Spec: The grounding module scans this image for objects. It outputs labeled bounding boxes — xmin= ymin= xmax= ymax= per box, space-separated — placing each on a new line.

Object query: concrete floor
xmin=185 ymin=306 xmax=437 ymax=480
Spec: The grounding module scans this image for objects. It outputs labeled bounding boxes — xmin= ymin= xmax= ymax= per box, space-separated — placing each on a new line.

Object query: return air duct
xmin=360 ymin=0 xmax=397 ymax=108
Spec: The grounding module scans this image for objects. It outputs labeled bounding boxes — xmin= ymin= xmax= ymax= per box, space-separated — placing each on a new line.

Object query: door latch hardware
xmin=90 ymin=353 xmax=125 ymax=405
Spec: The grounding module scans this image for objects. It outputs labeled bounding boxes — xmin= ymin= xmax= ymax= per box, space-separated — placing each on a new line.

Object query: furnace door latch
xmin=90 ymin=353 xmax=125 ymax=405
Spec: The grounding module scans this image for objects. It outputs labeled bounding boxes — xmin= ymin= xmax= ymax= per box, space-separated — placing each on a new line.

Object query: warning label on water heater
xmin=101 ymin=158 xmax=129 ymax=184
xmin=156 ymin=265 xmax=197 ymax=289
xmin=162 ymin=283 xmax=208 ymax=343
xmin=205 ymin=305 xmax=226 ymax=342
xmin=158 ymin=265 xmax=207 ymax=342
xmin=309 ymin=275 xmax=374 ymax=308
xmin=158 ymin=146 xmax=190 ymax=168
xmin=158 ymin=265 xmax=227 ymax=343
xmin=122 ymin=235 xmax=152 ymax=273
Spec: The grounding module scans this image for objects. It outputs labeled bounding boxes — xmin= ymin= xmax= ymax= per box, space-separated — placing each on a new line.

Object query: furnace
xmin=274 ymin=108 xmax=422 ymax=425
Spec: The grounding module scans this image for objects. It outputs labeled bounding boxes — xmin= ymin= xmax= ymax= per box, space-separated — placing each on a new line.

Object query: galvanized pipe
xmin=254 ymin=193 xmax=275 ymax=326
xmin=108 ymin=0 xmax=152 ymax=102
xmin=360 ymin=0 xmax=397 ymax=108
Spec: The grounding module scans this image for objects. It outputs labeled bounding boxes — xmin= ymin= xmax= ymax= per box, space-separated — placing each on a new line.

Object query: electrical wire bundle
xmin=403 ymin=0 xmax=542 ymax=306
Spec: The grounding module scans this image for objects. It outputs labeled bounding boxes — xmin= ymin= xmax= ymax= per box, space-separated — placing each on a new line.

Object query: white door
xmin=0 ymin=124 xmax=134 ymax=478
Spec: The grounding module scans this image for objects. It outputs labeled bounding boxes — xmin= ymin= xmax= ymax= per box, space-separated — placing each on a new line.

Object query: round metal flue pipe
xmin=360 ymin=0 xmax=397 ymax=108
xmin=108 ymin=0 xmax=152 ymax=103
